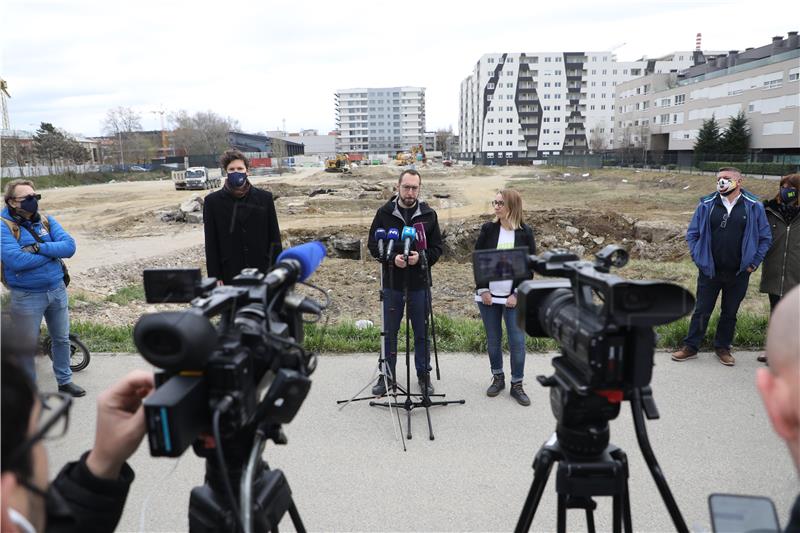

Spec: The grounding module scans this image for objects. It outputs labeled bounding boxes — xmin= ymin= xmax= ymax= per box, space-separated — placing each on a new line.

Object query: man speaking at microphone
xmin=367 ymin=169 xmax=443 ymax=396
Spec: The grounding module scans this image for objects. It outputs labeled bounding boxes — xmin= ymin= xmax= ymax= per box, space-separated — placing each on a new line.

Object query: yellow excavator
xmin=395 ymin=145 xmax=427 ymax=166
xmin=325 ymin=154 xmax=351 ymax=173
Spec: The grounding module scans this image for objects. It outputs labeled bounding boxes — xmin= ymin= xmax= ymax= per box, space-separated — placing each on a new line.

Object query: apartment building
xmin=335 ymin=87 xmax=425 ymax=156
xmin=459 ymin=51 xmax=698 ymax=163
xmin=614 ymin=32 xmax=800 ymax=160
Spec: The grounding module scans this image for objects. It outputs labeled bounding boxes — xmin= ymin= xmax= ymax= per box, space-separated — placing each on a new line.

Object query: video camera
xmin=473 ymin=244 xmax=695 ymax=455
xmin=133 ymin=241 xmax=328 ymax=533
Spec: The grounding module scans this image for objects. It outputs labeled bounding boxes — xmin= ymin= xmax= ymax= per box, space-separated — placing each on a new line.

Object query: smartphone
xmin=708 ymin=493 xmax=780 ymax=533
xmin=472 ymin=247 xmax=531 ymax=286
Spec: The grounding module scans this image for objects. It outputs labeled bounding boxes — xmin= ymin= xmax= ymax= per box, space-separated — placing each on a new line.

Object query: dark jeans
xmin=768 ymin=293 xmax=781 ymax=314
xmin=684 ymin=270 xmax=751 ymax=350
xmin=477 ymin=302 xmax=526 ymax=382
xmin=383 ymin=288 xmax=431 ymax=379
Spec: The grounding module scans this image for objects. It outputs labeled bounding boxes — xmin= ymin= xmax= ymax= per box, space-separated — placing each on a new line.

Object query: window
xmin=545 ymin=57 xmax=552 ymax=62
xmin=590 ymin=105 xmax=595 ymax=110
xmin=543 ymin=94 xmax=551 ymax=99
xmin=623 ymin=69 xmax=628 ymax=74
xmin=506 ymin=82 xmax=513 ymax=88
xmin=554 ymin=82 xmax=562 ymax=87
xmin=506 ymin=129 xmax=513 ymax=134
xmin=555 ymin=70 xmax=562 ymax=75
xmin=555 ymin=57 xmax=562 ymax=62
xmin=506 ymin=118 xmax=513 ymax=123
xmin=790 ymin=72 xmax=800 ymax=81
xmin=591 ymin=69 xmax=596 ymax=75
xmin=506 ymin=94 xmax=514 ymax=99
xmin=544 ymin=82 xmax=551 ymax=87
xmin=487 ymin=83 xmax=495 ymax=89
xmin=602 ymin=69 xmax=607 ymax=75
xmin=554 ymin=117 xmax=561 ymax=122
xmin=505 ymin=141 xmax=513 ymax=146
xmin=661 ymin=98 xmax=670 ymax=107
xmin=506 ymin=106 xmax=513 ymax=111
xmin=507 ymin=57 xmax=514 ymax=63
xmin=487 ymin=95 xmax=493 ymax=100
xmin=554 ymin=94 xmax=561 ymax=99
xmin=674 ymin=94 xmax=685 ymax=105
xmin=543 ymin=105 xmax=550 ymax=110
xmin=631 ymin=68 xmax=641 ymax=76
xmin=600 ymin=105 xmax=606 ymax=110
xmin=543 ymin=117 xmax=551 ymax=122
xmin=506 ymin=71 xmax=513 ymax=76
xmin=488 ymin=57 xmax=495 ymax=63
xmin=591 ymin=81 xmax=596 ymax=87
xmin=543 ymin=129 xmax=550 ymax=134
xmin=660 ymin=113 xmax=669 ymax=124
xmin=488 ymin=106 xmax=494 ymax=111
xmin=488 ymin=118 xmax=494 ymax=123
xmin=601 ymin=81 xmax=607 ymax=87
xmin=554 ymin=105 xmax=561 ymax=110
xmin=488 ymin=141 xmax=494 ymax=146
xmin=763 ymin=79 xmax=783 ymax=89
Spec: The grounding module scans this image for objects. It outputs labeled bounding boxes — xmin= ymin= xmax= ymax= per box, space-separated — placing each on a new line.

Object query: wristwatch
xmin=32 ymin=243 xmax=40 ymax=254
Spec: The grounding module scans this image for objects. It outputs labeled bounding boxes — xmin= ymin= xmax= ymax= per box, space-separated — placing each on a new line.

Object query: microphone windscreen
xmin=275 ymin=241 xmax=327 ymax=282
xmin=375 ymin=228 xmax=387 ymax=240
xmin=413 ymin=222 xmax=427 ymax=251
xmin=401 ymin=226 xmax=416 ymax=241
xmin=387 ymin=228 xmax=401 ymax=241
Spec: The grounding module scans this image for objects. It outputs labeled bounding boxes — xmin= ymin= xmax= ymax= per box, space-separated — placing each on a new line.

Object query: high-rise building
xmin=614 ymin=32 xmax=800 ymax=162
xmin=335 ymin=87 xmax=425 ymax=156
xmin=458 ymin=51 xmax=697 ymax=163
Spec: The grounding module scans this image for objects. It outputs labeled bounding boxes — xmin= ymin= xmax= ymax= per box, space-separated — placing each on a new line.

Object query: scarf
xmin=224 ymin=179 xmax=251 ymax=199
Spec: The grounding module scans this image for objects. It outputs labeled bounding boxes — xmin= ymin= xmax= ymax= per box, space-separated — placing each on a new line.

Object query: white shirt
xmin=720 ymin=192 xmax=741 ymax=215
xmin=475 ymin=226 xmax=516 ymax=304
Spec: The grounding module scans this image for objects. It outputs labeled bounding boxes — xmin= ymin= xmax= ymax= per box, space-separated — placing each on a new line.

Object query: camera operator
xmin=1 ymin=179 xmax=83 ymax=397
xmin=756 ymin=285 xmax=800 ymax=531
xmin=366 ymin=169 xmax=443 ymax=396
xmin=474 ymin=189 xmax=536 ymax=406
xmin=203 ymin=150 xmax=282 ymax=285
xmin=673 ymin=167 xmax=771 ymax=367
xmin=1 ymin=318 xmax=155 ymax=533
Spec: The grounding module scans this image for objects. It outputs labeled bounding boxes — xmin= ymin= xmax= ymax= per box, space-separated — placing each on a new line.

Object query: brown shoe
xmin=671 ymin=346 xmax=698 ymax=362
xmin=715 ymin=347 xmax=735 ymax=366
xmin=757 ymin=353 xmax=768 ymax=364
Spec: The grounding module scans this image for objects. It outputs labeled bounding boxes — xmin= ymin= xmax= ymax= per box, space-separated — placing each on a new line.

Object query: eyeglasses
xmin=720 ymin=213 xmax=729 ymax=229
xmin=13 ymin=193 xmax=41 ymax=202
xmin=8 ymin=392 xmax=72 ymax=465
xmin=400 ymin=185 xmax=419 ymax=192
xmin=492 ymin=200 xmax=505 ymax=207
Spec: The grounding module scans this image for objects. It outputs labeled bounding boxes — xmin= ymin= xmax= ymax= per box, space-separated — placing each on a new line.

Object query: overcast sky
xmin=2 ymin=0 xmax=796 ymax=137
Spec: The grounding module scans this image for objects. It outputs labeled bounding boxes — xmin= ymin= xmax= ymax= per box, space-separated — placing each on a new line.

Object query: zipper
xmin=779 ymin=224 xmax=790 ymax=296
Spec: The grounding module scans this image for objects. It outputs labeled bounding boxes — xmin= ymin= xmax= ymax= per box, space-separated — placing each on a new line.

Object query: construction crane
xmin=150 ymin=108 xmax=168 ymax=157
xmin=1 ymin=78 xmax=10 ymax=130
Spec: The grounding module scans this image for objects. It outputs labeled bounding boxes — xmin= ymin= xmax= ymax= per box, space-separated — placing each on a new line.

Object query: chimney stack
xmin=772 ymin=35 xmax=784 ymax=53
xmin=789 ymin=31 xmax=799 ymax=48
xmin=727 ymin=50 xmax=739 ymax=67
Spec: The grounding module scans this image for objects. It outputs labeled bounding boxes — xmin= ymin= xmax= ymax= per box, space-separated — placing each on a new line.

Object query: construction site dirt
xmin=29 ymin=164 xmax=778 ymax=327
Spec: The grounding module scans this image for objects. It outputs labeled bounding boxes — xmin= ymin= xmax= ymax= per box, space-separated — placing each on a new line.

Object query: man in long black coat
xmin=203 ymin=150 xmax=282 ymax=284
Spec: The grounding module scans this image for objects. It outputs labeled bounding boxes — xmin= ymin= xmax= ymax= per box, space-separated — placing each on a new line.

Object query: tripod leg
xmin=406 ymin=405 xmax=412 ymax=440
xmin=514 ymin=448 xmax=556 ymax=533
xmin=586 ymin=508 xmax=596 ymax=533
xmin=557 ymin=494 xmax=567 ymax=533
xmin=424 ymin=404 xmax=434 ymax=441
xmin=287 ymin=501 xmax=306 ymax=533
xmin=612 ymin=494 xmax=622 ymax=533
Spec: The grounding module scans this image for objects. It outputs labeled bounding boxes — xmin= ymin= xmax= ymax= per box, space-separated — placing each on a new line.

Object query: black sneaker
xmin=58 ymin=382 xmax=86 ymax=397
xmin=418 ymin=373 xmax=434 ymax=396
xmin=510 ymin=382 xmax=531 ymax=406
xmin=372 ymin=375 xmax=394 ymax=396
xmin=486 ymin=373 xmax=505 ymax=397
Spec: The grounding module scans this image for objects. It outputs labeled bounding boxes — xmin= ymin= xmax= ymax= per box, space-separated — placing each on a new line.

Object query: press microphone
xmin=265 ymin=241 xmax=327 ymax=288
xmin=412 ymin=222 xmax=427 ymax=252
xmin=401 ymin=226 xmax=417 ymax=261
xmin=385 ymin=228 xmax=400 ymax=262
xmin=374 ymin=228 xmax=386 ymax=260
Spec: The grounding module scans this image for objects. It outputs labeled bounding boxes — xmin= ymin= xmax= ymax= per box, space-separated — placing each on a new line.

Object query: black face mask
xmin=19 ymin=195 xmax=39 ymax=215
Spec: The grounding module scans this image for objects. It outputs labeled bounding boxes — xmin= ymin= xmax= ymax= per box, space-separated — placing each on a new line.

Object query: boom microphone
xmin=374 ymin=228 xmax=387 ymax=260
xmin=265 ymin=241 xmax=327 ymax=288
xmin=401 ymin=226 xmax=417 ymax=261
xmin=385 ymin=228 xmax=400 ymax=261
xmin=412 ymin=222 xmax=427 ymax=251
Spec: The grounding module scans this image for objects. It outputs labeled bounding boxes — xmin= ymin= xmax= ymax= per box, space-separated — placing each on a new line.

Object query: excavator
xmin=395 ymin=144 xmax=426 ymax=166
xmin=325 ymin=154 xmax=351 ymax=173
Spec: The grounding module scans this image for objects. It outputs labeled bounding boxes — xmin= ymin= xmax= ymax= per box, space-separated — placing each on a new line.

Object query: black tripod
xmin=515 ymin=360 xmax=688 ymax=533
xmin=370 ymin=251 xmax=464 ymax=440
xmin=189 ymin=422 xmax=306 ymax=533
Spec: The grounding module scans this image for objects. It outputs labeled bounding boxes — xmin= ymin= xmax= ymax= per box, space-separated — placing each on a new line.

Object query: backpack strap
xmin=0 ymin=217 xmax=20 ymax=241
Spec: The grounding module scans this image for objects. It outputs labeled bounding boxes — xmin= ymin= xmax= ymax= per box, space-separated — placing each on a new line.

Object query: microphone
xmin=401 ymin=226 xmax=417 ymax=261
xmin=265 ymin=241 xmax=327 ymax=288
xmin=385 ymin=228 xmax=400 ymax=262
xmin=412 ymin=222 xmax=427 ymax=251
xmin=374 ymin=228 xmax=386 ymax=260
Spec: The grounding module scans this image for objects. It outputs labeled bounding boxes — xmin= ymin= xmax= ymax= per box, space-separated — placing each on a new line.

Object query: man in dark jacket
xmin=756 ymin=286 xmax=800 ymax=532
xmin=203 ymin=150 xmax=282 ymax=284
xmin=366 ymin=169 xmax=443 ymax=396
xmin=1 ymin=322 xmax=154 ymax=533
xmin=673 ymin=167 xmax=772 ymax=366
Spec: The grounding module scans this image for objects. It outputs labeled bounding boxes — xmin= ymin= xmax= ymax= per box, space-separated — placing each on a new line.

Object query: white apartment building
xmin=614 ymin=32 xmax=800 ymax=161
xmin=335 ymin=87 xmax=425 ymax=156
xmin=459 ymin=51 xmax=698 ymax=163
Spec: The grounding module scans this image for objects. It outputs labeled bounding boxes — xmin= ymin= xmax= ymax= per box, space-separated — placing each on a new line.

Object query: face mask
xmin=227 ymin=172 xmax=247 ymax=188
xmin=20 ymin=195 xmax=39 ymax=214
xmin=780 ymin=187 xmax=798 ymax=204
xmin=717 ymin=178 xmax=737 ymax=196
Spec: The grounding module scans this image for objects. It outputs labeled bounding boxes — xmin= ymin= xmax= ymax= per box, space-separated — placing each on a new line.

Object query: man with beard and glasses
xmin=673 ymin=167 xmax=772 ymax=367
xmin=203 ymin=149 xmax=282 ymax=285
xmin=367 ymin=169 xmax=443 ymax=397
xmin=1 ymin=180 xmax=82 ymax=397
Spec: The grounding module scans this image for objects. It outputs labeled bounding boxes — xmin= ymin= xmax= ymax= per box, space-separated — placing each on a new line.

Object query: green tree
xmin=33 ymin=122 xmax=68 ymax=166
xmin=693 ymin=115 xmax=721 ymax=165
xmin=720 ymin=111 xmax=750 ymax=161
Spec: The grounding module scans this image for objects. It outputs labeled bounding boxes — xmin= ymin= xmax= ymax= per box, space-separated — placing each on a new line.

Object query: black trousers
xmin=683 ymin=270 xmax=751 ymax=350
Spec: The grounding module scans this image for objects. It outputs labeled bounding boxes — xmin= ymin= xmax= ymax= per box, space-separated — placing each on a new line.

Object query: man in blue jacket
xmin=1 ymin=179 xmax=83 ymax=396
xmin=673 ymin=168 xmax=772 ymax=366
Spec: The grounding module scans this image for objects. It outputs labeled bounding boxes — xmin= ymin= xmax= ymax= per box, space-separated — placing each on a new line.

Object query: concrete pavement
xmin=38 ymin=351 xmax=796 ymax=532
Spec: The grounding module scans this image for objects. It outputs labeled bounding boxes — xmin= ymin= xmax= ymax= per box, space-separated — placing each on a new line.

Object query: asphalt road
xmin=38 ymin=351 xmax=797 ymax=532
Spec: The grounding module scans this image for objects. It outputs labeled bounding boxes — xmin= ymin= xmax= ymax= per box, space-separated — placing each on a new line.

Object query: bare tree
xmin=170 ymin=110 xmax=239 ymax=156
xmin=434 ymin=127 xmax=454 ymax=154
xmin=1 ymin=136 xmax=33 ymax=169
xmin=102 ymin=107 xmax=142 ymax=165
xmin=270 ymin=137 xmax=287 ymax=169
xmin=589 ymin=120 xmax=607 ymax=153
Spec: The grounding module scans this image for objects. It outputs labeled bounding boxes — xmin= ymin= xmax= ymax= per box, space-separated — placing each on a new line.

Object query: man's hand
xmin=407 ymin=251 xmax=419 ymax=266
xmin=394 ymin=254 xmax=407 ymax=268
xmin=86 ymin=370 xmax=155 ymax=480
xmin=480 ymin=292 xmax=493 ymax=306
xmin=506 ymin=294 xmax=517 ymax=308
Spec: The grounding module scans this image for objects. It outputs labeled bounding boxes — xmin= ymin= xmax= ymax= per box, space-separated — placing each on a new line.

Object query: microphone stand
xmin=420 ymin=249 xmax=441 ymax=380
xmin=369 ymin=249 xmax=465 ymax=441
xmin=336 ymin=245 xmax=407 ymax=450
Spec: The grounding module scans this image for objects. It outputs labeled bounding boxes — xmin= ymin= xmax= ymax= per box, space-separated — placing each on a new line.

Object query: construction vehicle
xmin=172 ymin=167 xmax=222 ymax=190
xmin=325 ymin=154 xmax=351 ymax=173
xmin=395 ymin=145 xmax=427 ymax=166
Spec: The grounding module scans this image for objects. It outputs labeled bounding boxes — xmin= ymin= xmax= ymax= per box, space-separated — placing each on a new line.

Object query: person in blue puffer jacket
xmin=672 ymin=167 xmax=772 ymax=367
xmin=1 ymin=179 xmax=84 ymax=396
